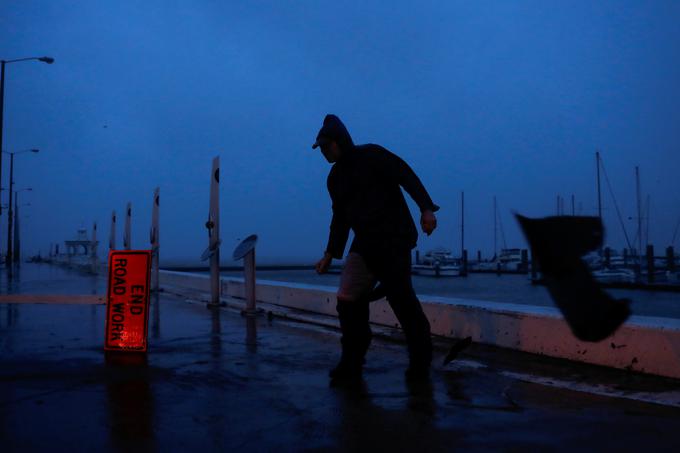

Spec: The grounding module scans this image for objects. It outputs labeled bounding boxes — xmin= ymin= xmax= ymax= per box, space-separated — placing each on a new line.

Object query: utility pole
xmin=6 ymin=152 xmax=14 ymax=265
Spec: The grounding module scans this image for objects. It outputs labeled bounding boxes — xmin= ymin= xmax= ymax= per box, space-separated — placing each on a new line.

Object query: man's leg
xmin=365 ymin=248 xmax=432 ymax=376
xmin=331 ymin=253 xmax=376 ymax=379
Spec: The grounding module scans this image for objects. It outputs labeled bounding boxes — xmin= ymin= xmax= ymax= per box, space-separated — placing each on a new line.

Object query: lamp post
xmin=13 ymin=190 xmax=31 ymax=264
xmin=14 ymin=196 xmax=31 ymax=264
xmin=4 ymin=149 xmax=38 ymax=266
xmin=0 ymin=56 xmax=53 ymax=218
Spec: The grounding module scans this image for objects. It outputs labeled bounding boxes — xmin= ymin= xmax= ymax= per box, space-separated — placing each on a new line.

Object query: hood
xmin=315 ymin=114 xmax=355 ymax=153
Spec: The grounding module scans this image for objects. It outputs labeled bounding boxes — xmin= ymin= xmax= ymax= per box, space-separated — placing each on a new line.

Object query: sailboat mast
xmin=461 ymin=191 xmax=465 ymax=257
xmin=636 ymin=166 xmax=642 ymax=262
xmin=493 ymin=196 xmax=497 ymax=259
xmin=596 ymin=151 xmax=602 ymax=222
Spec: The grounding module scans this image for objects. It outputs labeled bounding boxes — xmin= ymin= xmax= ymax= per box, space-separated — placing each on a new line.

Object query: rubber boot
xmin=330 ymin=300 xmax=372 ymax=381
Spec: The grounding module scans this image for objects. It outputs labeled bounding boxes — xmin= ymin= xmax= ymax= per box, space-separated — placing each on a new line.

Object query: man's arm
xmin=325 ymin=202 xmax=350 ymax=259
xmin=317 ymin=199 xmax=350 ymax=274
xmin=381 ymin=147 xmax=439 ymax=235
xmin=382 ymin=148 xmax=439 ymax=213
xmin=318 ymin=170 xmax=350 ymax=274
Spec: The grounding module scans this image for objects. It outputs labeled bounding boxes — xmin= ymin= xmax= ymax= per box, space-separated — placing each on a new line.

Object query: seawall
xmin=160 ymin=270 xmax=680 ymax=380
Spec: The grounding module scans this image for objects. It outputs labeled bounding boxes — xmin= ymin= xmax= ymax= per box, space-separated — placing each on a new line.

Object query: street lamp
xmin=13 ymin=192 xmax=32 ymax=264
xmin=3 ymin=149 xmax=38 ymax=266
xmin=0 ymin=55 xmax=54 ymax=219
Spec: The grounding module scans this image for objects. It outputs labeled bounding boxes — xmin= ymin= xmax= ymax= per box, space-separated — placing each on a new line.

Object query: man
xmin=313 ymin=114 xmax=439 ymax=381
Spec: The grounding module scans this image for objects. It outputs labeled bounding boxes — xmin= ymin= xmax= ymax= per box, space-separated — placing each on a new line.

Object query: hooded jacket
xmin=318 ymin=115 xmax=440 ymax=259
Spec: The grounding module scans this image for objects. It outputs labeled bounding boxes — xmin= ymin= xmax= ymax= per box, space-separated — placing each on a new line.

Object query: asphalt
xmin=2 ymin=264 xmax=680 ymax=452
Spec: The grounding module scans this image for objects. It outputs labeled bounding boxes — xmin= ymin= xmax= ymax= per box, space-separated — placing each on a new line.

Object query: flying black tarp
xmin=515 ymin=214 xmax=630 ymax=342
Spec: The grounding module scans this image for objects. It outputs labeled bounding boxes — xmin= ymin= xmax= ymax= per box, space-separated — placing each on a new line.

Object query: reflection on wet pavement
xmin=1 ymin=263 xmax=680 ymax=451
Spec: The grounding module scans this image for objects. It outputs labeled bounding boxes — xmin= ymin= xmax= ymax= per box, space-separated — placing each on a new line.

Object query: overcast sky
xmin=1 ymin=1 xmax=679 ymax=265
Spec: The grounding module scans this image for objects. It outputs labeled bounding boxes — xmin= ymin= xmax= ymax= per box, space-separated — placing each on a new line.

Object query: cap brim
xmin=312 ymin=136 xmax=330 ymax=149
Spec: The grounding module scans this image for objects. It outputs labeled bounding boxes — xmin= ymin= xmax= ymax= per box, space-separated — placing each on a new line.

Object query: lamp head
xmin=38 ymin=57 xmax=54 ymax=64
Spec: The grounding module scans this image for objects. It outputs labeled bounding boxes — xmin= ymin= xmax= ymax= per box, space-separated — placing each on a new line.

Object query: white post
xmin=124 ymin=202 xmax=132 ymax=250
xmin=244 ymin=249 xmax=256 ymax=313
xmin=150 ymin=187 xmax=160 ymax=292
xmin=233 ymin=234 xmax=259 ymax=315
xmin=208 ymin=157 xmax=220 ymax=305
xmin=109 ymin=210 xmax=116 ymax=251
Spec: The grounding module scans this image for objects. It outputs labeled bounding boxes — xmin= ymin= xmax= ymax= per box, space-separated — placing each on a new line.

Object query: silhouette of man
xmin=313 ymin=114 xmax=439 ymax=381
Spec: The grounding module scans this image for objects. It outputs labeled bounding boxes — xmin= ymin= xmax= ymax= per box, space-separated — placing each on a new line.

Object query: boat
xmin=475 ymin=248 xmax=527 ymax=272
xmin=591 ymin=267 xmax=636 ymax=284
xmin=412 ymin=247 xmax=461 ymax=277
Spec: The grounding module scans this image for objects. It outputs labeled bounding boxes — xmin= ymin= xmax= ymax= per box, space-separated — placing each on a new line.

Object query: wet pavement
xmin=2 ymin=264 xmax=680 ymax=451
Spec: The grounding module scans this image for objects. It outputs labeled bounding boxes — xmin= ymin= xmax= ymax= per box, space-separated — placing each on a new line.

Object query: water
xmin=2 ymin=264 xmax=677 ymax=319
xmin=222 ymin=269 xmax=680 ymax=319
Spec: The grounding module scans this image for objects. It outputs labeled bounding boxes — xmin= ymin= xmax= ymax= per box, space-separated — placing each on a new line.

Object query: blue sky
xmin=1 ymin=1 xmax=679 ymax=264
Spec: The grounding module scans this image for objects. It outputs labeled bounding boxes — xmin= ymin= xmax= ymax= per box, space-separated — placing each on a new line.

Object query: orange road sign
xmin=105 ymin=250 xmax=152 ymax=352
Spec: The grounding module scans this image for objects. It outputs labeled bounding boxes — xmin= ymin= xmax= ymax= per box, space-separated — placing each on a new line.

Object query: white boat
xmin=592 ymin=268 xmax=636 ymax=284
xmin=412 ymin=248 xmax=461 ymax=277
xmin=475 ymin=248 xmax=526 ymax=272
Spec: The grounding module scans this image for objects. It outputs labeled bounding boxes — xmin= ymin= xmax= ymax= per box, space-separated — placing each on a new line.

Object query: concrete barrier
xmin=160 ymin=270 xmax=680 ymax=379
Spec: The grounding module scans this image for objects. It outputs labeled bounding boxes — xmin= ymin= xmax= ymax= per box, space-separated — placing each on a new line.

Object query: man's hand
xmin=315 ymin=252 xmax=332 ymax=274
xmin=420 ymin=210 xmax=437 ymax=236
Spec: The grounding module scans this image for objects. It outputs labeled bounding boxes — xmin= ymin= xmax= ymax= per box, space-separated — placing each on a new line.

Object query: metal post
xmin=208 ymin=157 xmax=220 ymax=305
xmin=6 ymin=153 xmax=13 ymax=267
xmin=667 ymin=246 xmax=676 ymax=273
xmin=646 ymin=245 xmax=654 ymax=284
xmin=150 ymin=187 xmax=160 ymax=292
xmin=244 ymin=249 xmax=256 ymax=313
xmin=124 ymin=202 xmax=131 ymax=250
xmin=460 ymin=249 xmax=468 ymax=277
xmin=109 ymin=211 xmax=116 ymax=250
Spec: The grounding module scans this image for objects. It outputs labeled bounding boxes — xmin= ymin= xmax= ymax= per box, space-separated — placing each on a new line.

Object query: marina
xmin=208 ymin=267 xmax=680 ymax=320
xmin=2 ymin=3 xmax=680 ymax=450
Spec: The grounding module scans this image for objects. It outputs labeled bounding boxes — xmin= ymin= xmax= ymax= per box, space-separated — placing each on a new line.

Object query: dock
xmin=2 ymin=263 xmax=680 ymax=451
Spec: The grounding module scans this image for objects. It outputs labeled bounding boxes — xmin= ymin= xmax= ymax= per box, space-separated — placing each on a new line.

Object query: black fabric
xmin=315 ymin=113 xmax=355 ymax=151
xmin=360 ymin=245 xmax=432 ymax=367
xmin=336 ymin=299 xmax=372 ymax=367
xmin=319 ymin=114 xmax=440 ymax=259
xmin=516 ymin=214 xmax=631 ymax=342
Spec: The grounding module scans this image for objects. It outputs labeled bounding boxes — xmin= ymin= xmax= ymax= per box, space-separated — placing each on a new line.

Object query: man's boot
xmin=405 ymin=323 xmax=433 ymax=381
xmin=330 ymin=300 xmax=371 ymax=381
